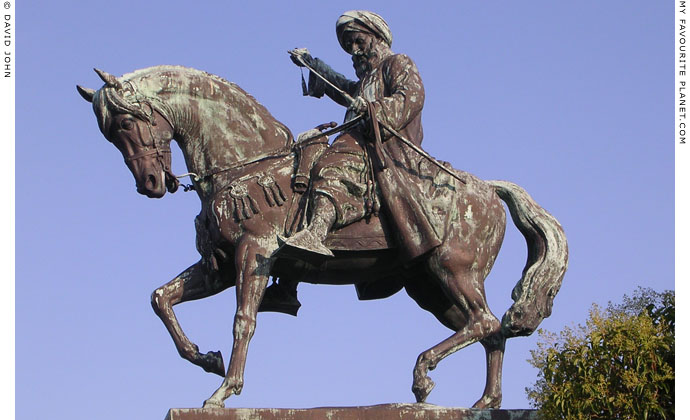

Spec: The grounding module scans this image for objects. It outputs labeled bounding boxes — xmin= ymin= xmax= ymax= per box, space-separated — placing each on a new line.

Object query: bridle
xmin=122 ymin=115 xmax=180 ymax=193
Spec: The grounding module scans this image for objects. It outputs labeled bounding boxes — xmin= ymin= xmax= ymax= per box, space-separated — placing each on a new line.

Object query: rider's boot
xmin=277 ymin=195 xmax=336 ymax=264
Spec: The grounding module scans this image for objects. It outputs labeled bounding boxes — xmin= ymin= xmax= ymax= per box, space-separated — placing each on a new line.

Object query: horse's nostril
xmin=146 ymin=174 xmax=157 ymax=189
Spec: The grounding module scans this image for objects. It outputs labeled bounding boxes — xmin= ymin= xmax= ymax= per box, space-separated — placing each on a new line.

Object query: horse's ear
xmin=76 ymin=85 xmax=96 ymax=103
xmin=94 ymin=68 xmax=122 ymax=89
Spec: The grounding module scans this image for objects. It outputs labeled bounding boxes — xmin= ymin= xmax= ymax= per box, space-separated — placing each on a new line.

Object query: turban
xmin=336 ymin=10 xmax=393 ymax=51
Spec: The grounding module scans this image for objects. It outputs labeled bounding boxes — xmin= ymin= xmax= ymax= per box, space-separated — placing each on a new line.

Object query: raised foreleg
xmin=203 ymin=238 xmax=273 ymax=408
xmin=151 ymin=261 xmax=233 ymax=376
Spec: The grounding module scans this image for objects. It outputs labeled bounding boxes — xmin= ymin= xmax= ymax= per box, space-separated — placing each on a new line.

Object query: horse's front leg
xmin=203 ymin=238 xmax=272 ymax=408
xmin=151 ymin=261 xmax=233 ymax=376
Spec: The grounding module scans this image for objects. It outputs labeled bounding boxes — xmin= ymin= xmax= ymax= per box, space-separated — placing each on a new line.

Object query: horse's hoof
xmin=472 ymin=394 xmax=502 ymax=409
xmin=412 ymin=376 xmax=435 ymax=403
xmin=200 ymin=350 xmax=225 ymax=377
xmin=202 ymin=398 xmax=225 ymax=409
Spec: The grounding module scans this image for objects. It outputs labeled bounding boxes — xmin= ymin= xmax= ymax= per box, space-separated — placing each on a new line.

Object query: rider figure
xmin=279 ymin=10 xmax=442 ymax=263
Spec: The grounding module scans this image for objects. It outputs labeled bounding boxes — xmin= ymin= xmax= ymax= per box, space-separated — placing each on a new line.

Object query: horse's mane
xmin=92 ymin=65 xmax=292 ymax=144
xmin=123 ymin=65 xmax=232 ymax=90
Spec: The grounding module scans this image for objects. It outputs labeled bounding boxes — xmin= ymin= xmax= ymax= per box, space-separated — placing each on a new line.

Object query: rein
xmin=174 ymin=116 xmax=365 ymax=191
xmin=176 ymin=147 xmax=293 ymax=185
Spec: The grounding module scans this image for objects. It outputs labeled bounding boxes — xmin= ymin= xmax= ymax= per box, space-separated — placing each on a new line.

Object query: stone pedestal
xmin=165 ymin=403 xmax=538 ymax=420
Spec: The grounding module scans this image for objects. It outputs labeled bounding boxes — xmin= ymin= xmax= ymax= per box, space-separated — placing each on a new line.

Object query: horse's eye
xmin=121 ymin=119 xmax=134 ymax=130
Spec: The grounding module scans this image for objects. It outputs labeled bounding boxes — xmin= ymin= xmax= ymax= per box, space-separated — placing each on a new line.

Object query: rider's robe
xmin=306 ymin=53 xmax=445 ymax=260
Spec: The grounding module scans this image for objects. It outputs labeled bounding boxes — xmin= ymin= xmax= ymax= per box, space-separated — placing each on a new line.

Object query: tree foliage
xmin=526 ymin=288 xmax=674 ymax=419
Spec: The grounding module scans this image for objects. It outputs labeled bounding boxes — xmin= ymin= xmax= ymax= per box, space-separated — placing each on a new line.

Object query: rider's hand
xmin=348 ymin=96 xmax=368 ymax=114
xmin=289 ymin=48 xmax=314 ymax=68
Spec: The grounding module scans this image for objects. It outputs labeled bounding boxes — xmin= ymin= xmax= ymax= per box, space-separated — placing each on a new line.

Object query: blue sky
xmin=15 ymin=1 xmax=674 ymax=419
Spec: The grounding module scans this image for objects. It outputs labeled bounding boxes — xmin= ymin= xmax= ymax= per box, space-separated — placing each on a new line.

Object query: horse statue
xmin=77 ymin=65 xmax=568 ymax=409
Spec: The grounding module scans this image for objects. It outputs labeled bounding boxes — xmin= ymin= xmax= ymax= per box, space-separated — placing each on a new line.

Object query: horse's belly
xmin=297 ymin=249 xmax=400 ymax=285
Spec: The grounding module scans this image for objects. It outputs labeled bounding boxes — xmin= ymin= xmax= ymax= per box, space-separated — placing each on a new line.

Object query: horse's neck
xmin=164 ymin=87 xmax=290 ymax=196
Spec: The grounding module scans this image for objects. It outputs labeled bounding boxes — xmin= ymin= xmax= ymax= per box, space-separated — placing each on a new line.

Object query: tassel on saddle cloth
xmin=227 ymin=173 xmax=287 ymax=221
xmin=258 ymin=174 xmax=287 ymax=207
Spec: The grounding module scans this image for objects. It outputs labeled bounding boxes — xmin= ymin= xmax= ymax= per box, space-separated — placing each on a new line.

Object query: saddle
xmin=289 ymin=128 xmax=395 ymax=252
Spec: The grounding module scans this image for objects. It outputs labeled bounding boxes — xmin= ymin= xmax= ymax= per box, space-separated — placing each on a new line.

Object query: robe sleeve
xmin=372 ymin=54 xmax=425 ymax=140
xmin=307 ymin=57 xmax=359 ymax=107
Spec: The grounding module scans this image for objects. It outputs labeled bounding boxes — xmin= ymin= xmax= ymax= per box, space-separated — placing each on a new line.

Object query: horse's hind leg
xmin=151 ymin=261 xmax=234 ymax=376
xmin=474 ymin=333 xmax=506 ymax=409
xmin=411 ymin=262 xmax=502 ymax=406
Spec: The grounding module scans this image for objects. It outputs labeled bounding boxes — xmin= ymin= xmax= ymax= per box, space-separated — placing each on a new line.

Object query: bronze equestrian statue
xmin=77 ymin=10 xmax=568 ymax=410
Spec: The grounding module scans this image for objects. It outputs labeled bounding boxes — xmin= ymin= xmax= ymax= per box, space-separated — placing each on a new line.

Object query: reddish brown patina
xmin=77 ymin=65 xmax=567 ymax=409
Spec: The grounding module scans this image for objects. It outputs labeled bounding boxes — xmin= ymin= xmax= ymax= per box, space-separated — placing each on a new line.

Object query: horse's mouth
xmin=138 ymin=186 xmax=166 ymax=199
xmin=136 ymin=172 xmax=167 ymax=198
xmin=165 ymin=172 xmax=180 ymax=194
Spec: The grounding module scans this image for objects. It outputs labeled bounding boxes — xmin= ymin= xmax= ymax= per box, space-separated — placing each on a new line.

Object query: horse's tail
xmin=488 ymin=180 xmax=569 ymax=338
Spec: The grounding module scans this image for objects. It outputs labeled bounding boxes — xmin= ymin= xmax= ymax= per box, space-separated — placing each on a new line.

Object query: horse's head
xmin=77 ymin=69 xmax=179 ymax=198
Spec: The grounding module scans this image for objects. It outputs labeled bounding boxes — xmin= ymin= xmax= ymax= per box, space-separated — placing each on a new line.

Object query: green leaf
xmin=526 ymin=288 xmax=674 ymax=419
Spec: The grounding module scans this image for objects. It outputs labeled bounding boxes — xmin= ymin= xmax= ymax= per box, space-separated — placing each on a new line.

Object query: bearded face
xmin=342 ymin=31 xmax=384 ymax=79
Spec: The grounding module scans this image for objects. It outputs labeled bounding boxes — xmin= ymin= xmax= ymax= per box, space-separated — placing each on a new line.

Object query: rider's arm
xmin=307 ymin=57 xmax=359 ymax=107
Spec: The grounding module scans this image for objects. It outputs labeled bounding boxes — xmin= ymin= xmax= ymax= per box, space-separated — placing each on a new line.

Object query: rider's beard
xmin=353 ymin=50 xmax=378 ymax=79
